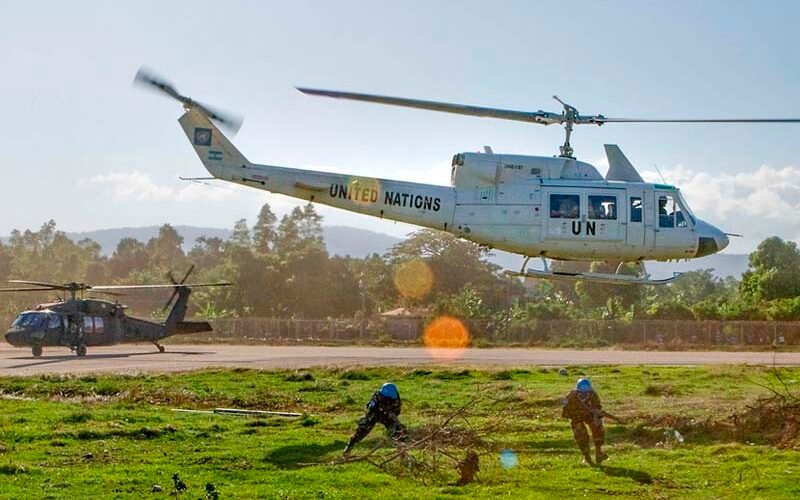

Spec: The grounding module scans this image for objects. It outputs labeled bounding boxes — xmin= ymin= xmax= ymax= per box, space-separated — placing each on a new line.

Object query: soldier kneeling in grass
xmin=562 ymin=378 xmax=608 ymax=465
xmin=343 ymin=382 xmax=407 ymax=454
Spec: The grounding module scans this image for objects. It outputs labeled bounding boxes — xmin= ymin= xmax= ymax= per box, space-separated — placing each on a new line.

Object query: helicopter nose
xmin=694 ymin=219 xmax=729 ymax=257
xmin=5 ymin=329 xmax=22 ymax=347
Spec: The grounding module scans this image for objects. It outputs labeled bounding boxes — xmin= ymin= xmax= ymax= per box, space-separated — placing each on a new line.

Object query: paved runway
xmin=0 ymin=344 xmax=798 ymax=375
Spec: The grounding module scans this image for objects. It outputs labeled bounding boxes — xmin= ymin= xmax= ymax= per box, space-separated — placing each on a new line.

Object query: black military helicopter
xmin=2 ymin=267 xmax=229 ymax=357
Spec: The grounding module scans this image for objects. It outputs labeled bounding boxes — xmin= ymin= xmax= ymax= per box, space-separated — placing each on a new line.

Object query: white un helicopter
xmin=135 ymin=68 xmax=800 ymax=285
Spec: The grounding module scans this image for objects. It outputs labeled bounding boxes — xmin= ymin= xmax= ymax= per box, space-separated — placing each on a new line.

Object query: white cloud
xmin=81 ymin=171 xmax=238 ymax=203
xmin=642 ymin=164 xmax=800 ymax=252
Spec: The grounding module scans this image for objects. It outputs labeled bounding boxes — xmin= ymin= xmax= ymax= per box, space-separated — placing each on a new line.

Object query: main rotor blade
xmin=297 ymin=87 xmax=561 ymax=125
xmin=89 ymin=291 xmax=127 ymax=297
xmin=297 ymin=88 xmax=800 ymax=127
xmin=7 ymin=280 xmax=69 ymax=289
xmin=91 ymin=283 xmax=231 ymax=291
xmin=594 ymin=117 xmax=800 ymax=124
xmin=0 ymin=287 xmax=61 ymax=293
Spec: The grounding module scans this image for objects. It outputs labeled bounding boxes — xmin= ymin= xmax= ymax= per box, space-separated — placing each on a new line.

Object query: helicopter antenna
xmin=653 ymin=163 xmax=668 ymax=184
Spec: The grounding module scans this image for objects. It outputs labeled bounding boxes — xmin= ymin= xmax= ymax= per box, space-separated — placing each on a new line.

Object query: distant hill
xmin=322 ymin=226 xmax=402 ymax=258
xmin=64 ymin=226 xmax=232 ymax=255
xmin=3 ymin=225 xmax=749 ymax=279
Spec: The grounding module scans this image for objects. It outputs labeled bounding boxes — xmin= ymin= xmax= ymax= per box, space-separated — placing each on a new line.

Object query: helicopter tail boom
xmin=164 ymin=286 xmax=191 ymax=333
xmin=178 ymin=108 xmax=456 ymax=232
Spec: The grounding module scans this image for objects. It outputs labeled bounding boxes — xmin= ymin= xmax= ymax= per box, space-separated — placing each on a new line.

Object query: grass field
xmin=0 ymin=365 xmax=799 ymax=499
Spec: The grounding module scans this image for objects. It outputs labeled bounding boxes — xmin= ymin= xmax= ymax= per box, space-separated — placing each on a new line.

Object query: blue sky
xmin=2 ymin=1 xmax=800 ymax=253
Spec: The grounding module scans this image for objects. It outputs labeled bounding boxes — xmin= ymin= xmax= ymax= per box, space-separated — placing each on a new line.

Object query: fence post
xmin=642 ymin=322 xmax=647 ymax=345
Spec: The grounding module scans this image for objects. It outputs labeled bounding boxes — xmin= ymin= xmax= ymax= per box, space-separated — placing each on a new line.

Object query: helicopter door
xmin=626 ymin=190 xmax=645 ymax=247
xmin=654 ymin=191 xmax=695 ymax=257
xmin=545 ymin=191 xmax=583 ymax=240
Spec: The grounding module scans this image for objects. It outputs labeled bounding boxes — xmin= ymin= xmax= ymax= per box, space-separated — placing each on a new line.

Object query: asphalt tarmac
xmin=0 ymin=344 xmax=798 ymax=375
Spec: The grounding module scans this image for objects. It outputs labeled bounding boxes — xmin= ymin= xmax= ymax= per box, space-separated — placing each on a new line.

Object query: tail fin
xmin=178 ymin=108 xmax=251 ymax=178
xmin=164 ymin=286 xmax=191 ymax=332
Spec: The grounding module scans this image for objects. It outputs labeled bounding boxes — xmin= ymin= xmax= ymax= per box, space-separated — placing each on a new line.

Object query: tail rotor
xmin=134 ymin=66 xmax=243 ymax=134
xmin=163 ymin=265 xmax=196 ymax=312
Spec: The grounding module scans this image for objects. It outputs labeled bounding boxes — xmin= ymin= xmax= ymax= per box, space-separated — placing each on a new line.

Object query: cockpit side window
xmin=659 ymin=193 xmax=691 ymax=229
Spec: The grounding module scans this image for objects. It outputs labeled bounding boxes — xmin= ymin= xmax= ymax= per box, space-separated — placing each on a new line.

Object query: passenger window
xmin=550 ymin=194 xmax=580 ymax=219
xmin=588 ymin=195 xmax=617 ymax=220
xmin=94 ymin=317 xmax=104 ymax=334
xmin=83 ymin=316 xmax=94 ymax=333
xmin=630 ymin=197 xmax=642 ymax=223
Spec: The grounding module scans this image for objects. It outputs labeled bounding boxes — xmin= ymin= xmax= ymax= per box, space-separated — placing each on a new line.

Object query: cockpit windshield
xmin=676 ymin=190 xmax=696 ymax=225
xmin=12 ymin=312 xmax=47 ymax=328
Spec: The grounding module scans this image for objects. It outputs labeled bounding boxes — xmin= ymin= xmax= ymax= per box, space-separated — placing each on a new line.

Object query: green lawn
xmin=0 ymin=365 xmax=798 ymax=499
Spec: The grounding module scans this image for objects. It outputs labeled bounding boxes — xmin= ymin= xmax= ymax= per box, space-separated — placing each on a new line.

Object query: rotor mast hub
xmin=554 ymin=96 xmax=580 ymax=159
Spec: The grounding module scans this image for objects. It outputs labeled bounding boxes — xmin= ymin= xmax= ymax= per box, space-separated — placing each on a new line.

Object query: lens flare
xmin=393 ymin=259 xmax=433 ymax=300
xmin=344 ymin=176 xmax=382 ymax=207
xmin=423 ymin=315 xmax=469 ymax=360
xmin=499 ymin=449 xmax=519 ymax=470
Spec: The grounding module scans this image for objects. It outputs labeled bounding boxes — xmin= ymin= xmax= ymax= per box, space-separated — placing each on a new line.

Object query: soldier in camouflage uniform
xmin=562 ymin=378 xmax=608 ymax=465
xmin=343 ymin=382 xmax=406 ymax=454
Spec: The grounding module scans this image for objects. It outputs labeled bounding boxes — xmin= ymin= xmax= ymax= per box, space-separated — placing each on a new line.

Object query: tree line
xmin=1 ymin=203 xmax=799 ymax=325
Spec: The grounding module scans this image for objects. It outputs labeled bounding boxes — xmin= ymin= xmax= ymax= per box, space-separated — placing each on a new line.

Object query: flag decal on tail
xmin=208 ymin=150 xmax=223 ymax=161
xmin=194 ymin=128 xmax=212 ymax=146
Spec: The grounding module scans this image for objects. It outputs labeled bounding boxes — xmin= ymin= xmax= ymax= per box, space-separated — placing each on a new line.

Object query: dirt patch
xmin=643 ymin=384 xmax=680 ymax=397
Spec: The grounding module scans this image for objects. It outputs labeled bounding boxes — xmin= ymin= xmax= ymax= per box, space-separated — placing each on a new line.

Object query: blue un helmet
xmin=576 ymin=378 xmax=592 ymax=392
xmin=379 ymin=382 xmax=399 ymax=399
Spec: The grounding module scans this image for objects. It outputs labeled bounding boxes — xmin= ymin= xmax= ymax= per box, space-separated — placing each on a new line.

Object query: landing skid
xmin=153 ymin=342 xmax=165 ymax=353
xmin=503 ymin=257 xmax=682 ymax=286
